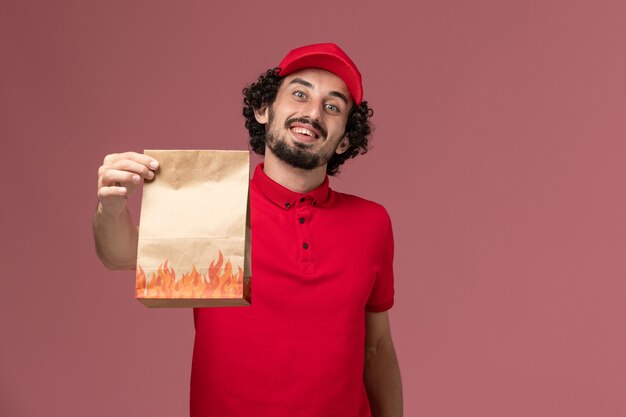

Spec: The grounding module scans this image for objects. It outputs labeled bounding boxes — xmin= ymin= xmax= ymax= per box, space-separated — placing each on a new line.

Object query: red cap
xmin=277 ymin=43 xmax=363 ymax=105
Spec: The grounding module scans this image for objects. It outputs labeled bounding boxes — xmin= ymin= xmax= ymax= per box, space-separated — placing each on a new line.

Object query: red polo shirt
xmin=190 ymin=164 xmax=394 ymax=417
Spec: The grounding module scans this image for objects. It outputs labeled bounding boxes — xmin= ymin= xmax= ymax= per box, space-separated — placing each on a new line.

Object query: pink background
xmin=2 ymin=1 xmax=625 ymax=416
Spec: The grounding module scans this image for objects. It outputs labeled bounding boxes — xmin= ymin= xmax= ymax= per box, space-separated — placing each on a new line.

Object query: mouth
xmin=290 ymin=126 xmax=319 ymax=140
xmin=285 ymin=118 xmax=326 ymax=142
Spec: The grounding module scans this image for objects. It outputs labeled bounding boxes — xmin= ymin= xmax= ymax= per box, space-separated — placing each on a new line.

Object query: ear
xmin=254 ymin=106 xmax=269 ymax=124
xmin=335 ymin=136 xmax=350 ymax=155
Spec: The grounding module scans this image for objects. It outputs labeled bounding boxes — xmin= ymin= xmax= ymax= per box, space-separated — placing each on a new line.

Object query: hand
xmin=97 ymin=152 xmax=159 ymax=216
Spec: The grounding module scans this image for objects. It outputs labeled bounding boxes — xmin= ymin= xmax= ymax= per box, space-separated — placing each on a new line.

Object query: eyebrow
xmin=289 ymin=78 xmax=350 ymax=105
xmin=329 ymin=91 xmax=349 ymax=105
xmin=289 ymin=78 xmax=313 ymax=89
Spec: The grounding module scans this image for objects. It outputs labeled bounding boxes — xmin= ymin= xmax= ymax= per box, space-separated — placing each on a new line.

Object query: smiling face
xmin=254 ymin=68 xmax=352 ymax=171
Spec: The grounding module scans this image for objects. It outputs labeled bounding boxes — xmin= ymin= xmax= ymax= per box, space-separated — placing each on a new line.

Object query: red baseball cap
xmin=277 ymin=43 xmax=363 ymax=105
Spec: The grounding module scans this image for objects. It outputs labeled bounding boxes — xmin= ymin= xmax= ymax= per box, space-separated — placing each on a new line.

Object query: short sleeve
xmin=365 ymin=212 xmax=395 ymax=312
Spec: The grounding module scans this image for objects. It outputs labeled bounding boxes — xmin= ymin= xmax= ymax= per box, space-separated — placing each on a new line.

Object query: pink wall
xmin=2 ymin=1 xmax=625 ymax=416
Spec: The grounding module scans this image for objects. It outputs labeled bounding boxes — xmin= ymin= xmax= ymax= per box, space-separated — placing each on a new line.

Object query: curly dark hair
xmin=242 ymin=68 xmax=374 ymax=176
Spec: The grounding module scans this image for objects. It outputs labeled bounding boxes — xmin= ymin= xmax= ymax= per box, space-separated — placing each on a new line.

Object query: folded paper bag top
xmin=135 ymin=150 xmax=251 ymax=308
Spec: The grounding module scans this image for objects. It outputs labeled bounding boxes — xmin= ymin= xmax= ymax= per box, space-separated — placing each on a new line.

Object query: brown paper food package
xmin=135 ymin=150 xmax=251 ymax=308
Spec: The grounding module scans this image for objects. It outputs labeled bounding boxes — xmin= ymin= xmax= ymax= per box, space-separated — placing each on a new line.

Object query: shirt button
xmin=303 ymin=243 xmax=309 ymax=249
xmin=313 ymin=201 xmax=317 ymax=206
xmin=300 ymin=197 xmax=305 ymax=202
xmin=298 ymin=217 xmax=305 ymax=224
xmin=285 ymin=202 xmax=290 ymax=208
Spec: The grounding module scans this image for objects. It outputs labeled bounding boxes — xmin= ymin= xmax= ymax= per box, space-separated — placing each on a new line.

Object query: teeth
xmin=292 ymin=127 xmax=314 ymax=137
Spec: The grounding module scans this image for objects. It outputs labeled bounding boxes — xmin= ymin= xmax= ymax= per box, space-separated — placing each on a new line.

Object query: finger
xmin=107 ymin=159 xmax=157 ymax=179
xmin=103 ymin=152 xmax=159 ymax=170
xmin=99 ymin=169 xmax=143 ymax=187
xmin=98 ymin=185 xmax=128 ymax=198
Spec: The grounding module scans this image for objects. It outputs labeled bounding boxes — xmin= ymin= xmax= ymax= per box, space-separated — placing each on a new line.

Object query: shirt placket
xmin=295 ymin=196 xmax=315 ymax=274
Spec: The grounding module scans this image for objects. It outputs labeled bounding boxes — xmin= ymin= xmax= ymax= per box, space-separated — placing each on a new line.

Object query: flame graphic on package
xmin=136 ymin=251 xmax=243 ymax=299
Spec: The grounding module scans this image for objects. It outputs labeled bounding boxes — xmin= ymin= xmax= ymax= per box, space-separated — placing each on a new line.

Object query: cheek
xmin=332 ymin=119 xmax=349 ymax=139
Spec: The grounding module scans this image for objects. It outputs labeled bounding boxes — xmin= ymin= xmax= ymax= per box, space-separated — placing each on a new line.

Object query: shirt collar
xmin=251 ymin=163 xmax=330 ymax=209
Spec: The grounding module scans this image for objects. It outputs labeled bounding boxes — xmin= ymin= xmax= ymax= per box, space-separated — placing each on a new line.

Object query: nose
xmin=301 ymin=97 xmax=322 ymax=122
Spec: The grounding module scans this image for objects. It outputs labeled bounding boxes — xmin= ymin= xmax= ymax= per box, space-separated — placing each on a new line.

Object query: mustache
xmin=285 ymin=117 xmax=327 ymax=139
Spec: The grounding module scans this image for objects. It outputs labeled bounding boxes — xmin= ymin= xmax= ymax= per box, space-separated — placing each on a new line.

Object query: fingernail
xmin=132 ymin=174 xmax=141 ymax=183
xmin=149 ymin=160 xmax=159 ymax=169
xmin=147 ymin=171 xmax=155 ymax=179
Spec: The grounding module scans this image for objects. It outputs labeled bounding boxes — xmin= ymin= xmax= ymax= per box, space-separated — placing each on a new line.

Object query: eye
xmin=325 ymin=103 xmax=340 ymax=113
xmin=293 ymin=90 xmax=306 ymax=100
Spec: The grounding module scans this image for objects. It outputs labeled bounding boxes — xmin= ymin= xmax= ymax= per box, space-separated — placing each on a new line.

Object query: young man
xmin=93 ymin=43 xmax=402 ymax=417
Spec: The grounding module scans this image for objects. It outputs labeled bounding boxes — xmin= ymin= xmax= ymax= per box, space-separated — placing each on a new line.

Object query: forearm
xmin=92 ymin=203 xmax=138 ymax=270
xmin=364 ymin=339 xmax=403 ymax=417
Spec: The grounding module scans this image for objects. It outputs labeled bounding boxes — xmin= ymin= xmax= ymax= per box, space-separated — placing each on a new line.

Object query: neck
xmin=263 ymin=147 xmax=327 ymax=193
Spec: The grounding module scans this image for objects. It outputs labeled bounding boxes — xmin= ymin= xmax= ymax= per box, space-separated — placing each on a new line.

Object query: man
xmin=93 ymin=43 xmax=402 ymax=417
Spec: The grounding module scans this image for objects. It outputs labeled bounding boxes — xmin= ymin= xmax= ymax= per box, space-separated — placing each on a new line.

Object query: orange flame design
xmin=136 ymin=251 xmax=243 ymax=299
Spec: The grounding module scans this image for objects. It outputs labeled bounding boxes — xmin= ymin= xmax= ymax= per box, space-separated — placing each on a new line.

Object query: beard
xmin=266 ymin=132 xmax=323 ymax=170
xmin=265 ymin=107 xmax=337 ymax=171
